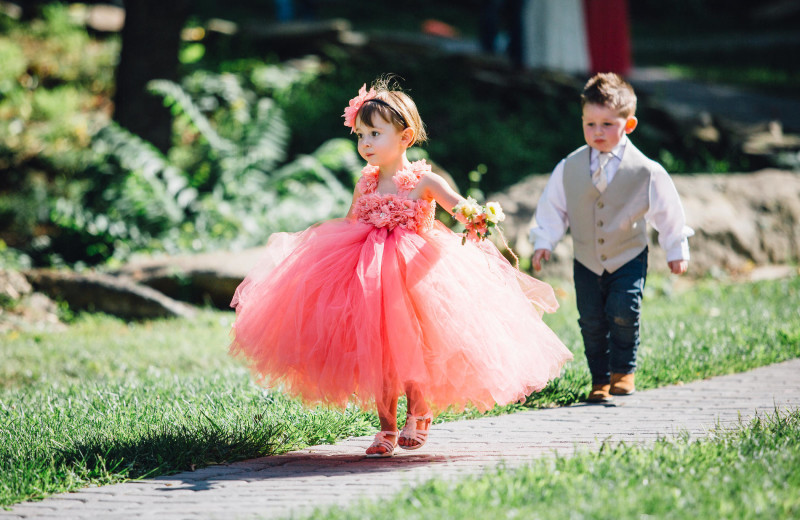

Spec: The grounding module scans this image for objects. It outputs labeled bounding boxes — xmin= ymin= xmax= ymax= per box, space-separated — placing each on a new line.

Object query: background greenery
xmin=1 ymin=1 xmax=798 ymax=268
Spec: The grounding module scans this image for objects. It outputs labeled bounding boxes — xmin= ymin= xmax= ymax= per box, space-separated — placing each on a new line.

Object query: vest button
xmin=600 ymin=254 xmax=607 ymax=261
xmin=597 ymin=202 xmax=604 ymax=209
xmin=598 ymin=238 xmax=605 ymax=244
xmin=597 ymin=220 xmax=604 ymax=227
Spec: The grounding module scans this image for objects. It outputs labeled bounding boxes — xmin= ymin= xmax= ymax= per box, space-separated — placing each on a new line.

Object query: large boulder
xmin=24 ymin=269 xmax=196 ymax=320
xmin=112 ymin=248 xmax=265 ymax=309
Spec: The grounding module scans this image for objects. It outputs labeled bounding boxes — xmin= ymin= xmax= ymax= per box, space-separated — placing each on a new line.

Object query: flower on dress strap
xmin=394 ymin=160 xmax=431 ymax=192
xmin=394 ymin=169 xmax=418 ymax=192
xmin=343 ymin=84 xmax=377 ymax=131
xmin=409 ymin=159 xmax=432 ymax=178
xmin=356 ymin=165 xmax=380 ymax=193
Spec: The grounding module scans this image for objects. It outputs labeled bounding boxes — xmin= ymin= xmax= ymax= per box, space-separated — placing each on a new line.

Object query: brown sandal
xmin=366 ymin=431 xmax=398 ymax=458
xmin=399 ymin=412 xmax=433 ymax=450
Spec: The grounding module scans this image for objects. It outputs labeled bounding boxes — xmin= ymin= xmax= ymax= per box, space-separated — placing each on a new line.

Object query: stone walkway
xmin=3 ymin=359 xmax=799 ymax=520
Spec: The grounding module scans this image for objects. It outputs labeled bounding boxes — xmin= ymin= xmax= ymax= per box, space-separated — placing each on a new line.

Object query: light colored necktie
xmin=592 ymin=152 xmax=611 ymax=193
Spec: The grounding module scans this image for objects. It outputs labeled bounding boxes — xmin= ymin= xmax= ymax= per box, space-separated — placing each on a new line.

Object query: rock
xmin=1 ymin=267 xmax=65 ymax=332
xmin=24 ymin=269 xmax=196 ymax=320
xmin=674 ymin=170 xmax=800 ymax=274
xmin=112 ymin=248 xmax=265 ymax=309
xmin=233 ymin=18 xmax=357 ymax=56
xmin=1 ymin=268 xmax=32 ymax=302
xmin=0 ymin=295 xmax=64 ymax=333
xmin=0 ymin=292 xmax=65 ymax=333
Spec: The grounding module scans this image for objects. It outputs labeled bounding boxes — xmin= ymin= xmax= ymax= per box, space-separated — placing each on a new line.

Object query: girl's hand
xmin=668 ymin=259 xmax=688 ymax=275
xmin=532 ymin=249 xmax=551 ymax=271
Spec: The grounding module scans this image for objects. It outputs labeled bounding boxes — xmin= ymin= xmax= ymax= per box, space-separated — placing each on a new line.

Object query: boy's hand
xmin=532 ymin=249 xmax=551 ymax=271
xmin=668 ymin=259 xmax=688 ymax=275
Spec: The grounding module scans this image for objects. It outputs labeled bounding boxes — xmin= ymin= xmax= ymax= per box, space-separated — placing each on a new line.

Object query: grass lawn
xmin=1 ymin=275 xmax=799 ymax=507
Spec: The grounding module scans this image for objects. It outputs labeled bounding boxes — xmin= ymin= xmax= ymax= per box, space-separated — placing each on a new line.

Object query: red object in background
xmin=583 ymin=0 xmax=632 ymax=76
xmin=422 ymin=19 xmax=459 ymax=39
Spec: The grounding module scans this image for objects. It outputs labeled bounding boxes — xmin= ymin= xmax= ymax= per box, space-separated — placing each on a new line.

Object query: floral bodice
xmin=353 ymin=160 xmax=436 ymax=233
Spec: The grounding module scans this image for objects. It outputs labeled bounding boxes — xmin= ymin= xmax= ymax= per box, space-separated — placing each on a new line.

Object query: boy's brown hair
xmin=581 ymin=73 xmax=637 ymax=118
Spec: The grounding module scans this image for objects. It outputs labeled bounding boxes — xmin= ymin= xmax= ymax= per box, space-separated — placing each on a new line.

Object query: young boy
xmin=529 ymin=73 xmax=692 ymax=403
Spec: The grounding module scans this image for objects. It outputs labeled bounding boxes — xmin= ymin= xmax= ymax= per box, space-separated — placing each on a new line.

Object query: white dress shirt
xmin=529 ymin=136 xmax=693 ymax=262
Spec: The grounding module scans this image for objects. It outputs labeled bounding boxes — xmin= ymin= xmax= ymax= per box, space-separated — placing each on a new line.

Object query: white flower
xmin=484 ymin=201 xmax=505 ymax=224
xmin=454 ymin=197 xmax=482 ymax=219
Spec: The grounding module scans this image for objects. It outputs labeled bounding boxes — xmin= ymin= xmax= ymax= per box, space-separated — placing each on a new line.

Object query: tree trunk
xmin=113 ymin=0 xmax=192 ymax=153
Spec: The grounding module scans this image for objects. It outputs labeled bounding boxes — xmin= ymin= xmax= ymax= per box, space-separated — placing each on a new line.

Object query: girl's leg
xmin=366 ymin=393 xmax=399 ymax=456
xmin=399 ymin=382 xmax=432 ymax=449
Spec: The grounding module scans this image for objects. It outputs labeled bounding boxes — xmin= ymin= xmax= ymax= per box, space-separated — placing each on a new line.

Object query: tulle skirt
xmin=230 ymin=218 xmax=573 ymax=415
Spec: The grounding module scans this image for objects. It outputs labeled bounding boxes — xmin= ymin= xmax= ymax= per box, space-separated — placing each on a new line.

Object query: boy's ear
xmin=624 ymin=116 xmax=638 ymax=134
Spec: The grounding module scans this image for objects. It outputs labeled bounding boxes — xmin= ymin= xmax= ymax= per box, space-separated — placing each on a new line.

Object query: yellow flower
xmin=453 ymin=197 xmax=482 ymax=219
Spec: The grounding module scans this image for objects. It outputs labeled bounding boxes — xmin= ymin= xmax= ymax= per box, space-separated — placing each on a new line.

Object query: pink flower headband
xmin=343 ymin=84 xmax=377 ymax=131
xmin=342 ymin=84 xmax=408 ymax=133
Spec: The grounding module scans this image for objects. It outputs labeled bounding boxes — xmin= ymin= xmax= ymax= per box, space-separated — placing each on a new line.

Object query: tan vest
xmin=563 ymin=143 xmax=655 ymax=275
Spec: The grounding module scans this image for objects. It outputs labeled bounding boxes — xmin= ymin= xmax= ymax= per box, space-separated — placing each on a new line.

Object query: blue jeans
xmin=574 ymin=248 xmax=648 ymax=385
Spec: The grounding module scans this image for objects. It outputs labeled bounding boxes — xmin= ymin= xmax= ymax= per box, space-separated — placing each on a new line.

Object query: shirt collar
xmin=591 ymin=135 xmax=627 ymax=161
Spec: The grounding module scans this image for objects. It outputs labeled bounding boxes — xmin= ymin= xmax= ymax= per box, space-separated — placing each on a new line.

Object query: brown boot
xmin=610 ymin=373 xmax=635 ymax=395
xmin=587 ymin=383 xmax=612 ymax=403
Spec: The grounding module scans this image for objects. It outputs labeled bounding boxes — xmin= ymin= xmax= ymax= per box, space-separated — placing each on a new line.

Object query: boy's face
xmin=582 ymin=103 xmax=638 ymax=153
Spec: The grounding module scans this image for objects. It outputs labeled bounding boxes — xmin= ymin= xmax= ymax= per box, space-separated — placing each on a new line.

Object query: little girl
xmin=230 ymin=78 xmax=573 ymax=457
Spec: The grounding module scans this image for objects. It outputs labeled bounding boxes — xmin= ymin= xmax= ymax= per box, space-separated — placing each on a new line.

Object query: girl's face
xmin=582 ymin=103 xmax=637 ymax=153
xmin=354 ymin=116 xmax=411 ymax=169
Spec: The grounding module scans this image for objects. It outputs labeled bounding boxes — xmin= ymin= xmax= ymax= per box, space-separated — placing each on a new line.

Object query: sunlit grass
xmin=0 ymin=312 xmax=236 ymax=389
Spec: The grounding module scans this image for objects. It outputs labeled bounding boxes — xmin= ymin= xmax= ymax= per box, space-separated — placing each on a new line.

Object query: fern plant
xmin=50 ymin=69 xmax=360 ymax=264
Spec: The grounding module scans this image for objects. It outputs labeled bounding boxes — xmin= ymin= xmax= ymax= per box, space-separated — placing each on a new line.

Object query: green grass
xmin=0 ymin=312 xmax=378 ymax=506
xmin=312 ymin=408 xmax=800 ymax=520
xmin=0 ymin=312 xmax=235 ymax=389
xmin=0 ymin=374 xmax=376 ymax=505
xmin=1 ymin=276 xmax=799 ymax=507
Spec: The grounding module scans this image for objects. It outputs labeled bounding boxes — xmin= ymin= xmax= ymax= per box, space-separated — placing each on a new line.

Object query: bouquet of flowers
xmin=452 ymin=197 xmax=506 ymax=245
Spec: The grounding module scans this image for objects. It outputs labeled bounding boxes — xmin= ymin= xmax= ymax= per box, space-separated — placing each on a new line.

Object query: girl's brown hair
xmin=356 ymin=76 xmax=428 ymax=146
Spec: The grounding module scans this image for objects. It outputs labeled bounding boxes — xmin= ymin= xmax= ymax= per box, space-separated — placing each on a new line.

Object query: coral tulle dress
xmin=230 ymin=160 xmax=573 ymax=415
